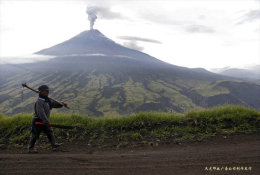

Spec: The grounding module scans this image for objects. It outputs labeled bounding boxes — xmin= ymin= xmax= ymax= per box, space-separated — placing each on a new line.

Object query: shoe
xmin=52 ymin=143 xmax=62 ymax=148
xmin=28 ymin=148 xmax=38 ymax=153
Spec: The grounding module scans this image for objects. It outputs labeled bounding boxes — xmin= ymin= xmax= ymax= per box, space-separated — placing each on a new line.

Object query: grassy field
xmin=0 ymin=105 xmax=259 ymax=148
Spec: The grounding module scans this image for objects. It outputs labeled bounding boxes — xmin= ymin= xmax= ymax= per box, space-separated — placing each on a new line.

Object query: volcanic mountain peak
xmin=74 ymin=29 xmax=111 ymax=41
xmin=35 ymin=29 xmax=137 ymax=57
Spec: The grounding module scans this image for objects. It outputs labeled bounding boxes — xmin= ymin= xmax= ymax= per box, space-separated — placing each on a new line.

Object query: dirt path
xmin=0 ymin=133 xmax=259 ymax=175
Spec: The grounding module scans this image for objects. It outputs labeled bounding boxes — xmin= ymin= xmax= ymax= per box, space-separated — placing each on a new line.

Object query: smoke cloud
xmin=86 ymin=6 xmax=123 ymax=30
xmin=86 ymin=7 xmax=98 ymax=30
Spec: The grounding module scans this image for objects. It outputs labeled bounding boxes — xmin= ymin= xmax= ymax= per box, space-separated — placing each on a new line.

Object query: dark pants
xmin=29 ymin=118 xmax=56 ymax=149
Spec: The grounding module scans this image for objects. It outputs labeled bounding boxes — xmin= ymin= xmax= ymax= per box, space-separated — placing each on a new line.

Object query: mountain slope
xmin=1 ymin=30 xmax=260 ymax=116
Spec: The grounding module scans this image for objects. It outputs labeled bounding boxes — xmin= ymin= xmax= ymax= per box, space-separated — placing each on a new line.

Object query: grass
xmin=194 ymin=81 xmax=230 ymax=97
xmin=0 ymin=105 xmax=259 ymax=148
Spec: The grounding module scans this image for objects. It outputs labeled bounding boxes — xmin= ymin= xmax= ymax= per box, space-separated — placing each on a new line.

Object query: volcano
xmin=36 ymin=29 xmax=150 ymax=58
xmin=1 ymin=29 xmax=260 ymax=116
xmin=35 ymin=29 xmax=170 ymax=67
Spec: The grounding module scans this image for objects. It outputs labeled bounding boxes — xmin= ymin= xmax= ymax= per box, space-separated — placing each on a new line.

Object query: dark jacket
xmin=33 ymin=96 xmax=63 ymax=124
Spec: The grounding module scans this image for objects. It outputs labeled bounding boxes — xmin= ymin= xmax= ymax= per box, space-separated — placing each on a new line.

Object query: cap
xmin=38 ymin=85 xmax=50 ymax=91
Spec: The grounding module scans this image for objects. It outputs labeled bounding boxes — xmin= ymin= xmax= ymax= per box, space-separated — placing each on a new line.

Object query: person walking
xmin=28 ymin=85 xmax=68 ymax=153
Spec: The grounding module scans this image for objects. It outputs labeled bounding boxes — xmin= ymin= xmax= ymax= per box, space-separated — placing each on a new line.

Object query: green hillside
xmin=0 ymin=106 xmax=259 ymax=148
xmin=1 ymin=66 xmax=260 ymax=116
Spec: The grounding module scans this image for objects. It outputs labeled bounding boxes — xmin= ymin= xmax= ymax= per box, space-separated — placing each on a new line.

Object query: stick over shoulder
xmin=22 ymin=83 xmax=69 ymax=109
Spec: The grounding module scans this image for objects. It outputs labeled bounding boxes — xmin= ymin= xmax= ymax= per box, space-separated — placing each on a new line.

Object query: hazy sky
xmin=0 ymin=0 xmax=259 ymax=69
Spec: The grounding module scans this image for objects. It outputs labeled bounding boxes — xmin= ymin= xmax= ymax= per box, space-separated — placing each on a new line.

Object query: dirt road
xmin=0 ymin=133 xmax=259 ymax=175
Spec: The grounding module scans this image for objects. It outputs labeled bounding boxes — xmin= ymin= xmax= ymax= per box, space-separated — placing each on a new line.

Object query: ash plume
xmin=86 ymin=7 xmax=97 ymax=30
xmin=86 ymin=6 xmax=122 ymax=30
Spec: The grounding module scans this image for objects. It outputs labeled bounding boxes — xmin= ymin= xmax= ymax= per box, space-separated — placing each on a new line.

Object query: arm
xmin=35 ymin=101 xmax=50 ymax=124
xmin=50 ymin=99 xmax=64 ymax=108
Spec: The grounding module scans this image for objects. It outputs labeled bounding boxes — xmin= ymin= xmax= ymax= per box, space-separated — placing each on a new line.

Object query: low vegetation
xmin=0 ymin=105 xmax=259 ymax=148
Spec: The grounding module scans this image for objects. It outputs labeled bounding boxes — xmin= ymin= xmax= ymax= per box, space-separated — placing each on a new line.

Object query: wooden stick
xmin=35 ymin=122 xmax=74 ymax=129
xmin=22 ymin=83 xmax=69 ymax=109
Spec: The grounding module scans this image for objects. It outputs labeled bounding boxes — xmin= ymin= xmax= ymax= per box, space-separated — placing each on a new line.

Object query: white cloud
xmin=185 ymin=24 xmax=215 ymax=33
xmin=118 ymin=36 xmax=161 ymax=43
xmin=0 ymin=54 xmax=54 ymax=64
xmin=236 ymin=9 xmax=260 ymax=25
xmin=123 ymin=41 xmax=144 ymax=51
xmin=0 ymin=0 xmax=259 ymax=69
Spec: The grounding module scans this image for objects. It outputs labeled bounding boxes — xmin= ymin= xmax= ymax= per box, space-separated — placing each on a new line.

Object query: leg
xmin=29 ymin=124 xmax=41 ymax=149
xmin=43 ymin=126 xmax=56 ymax=147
